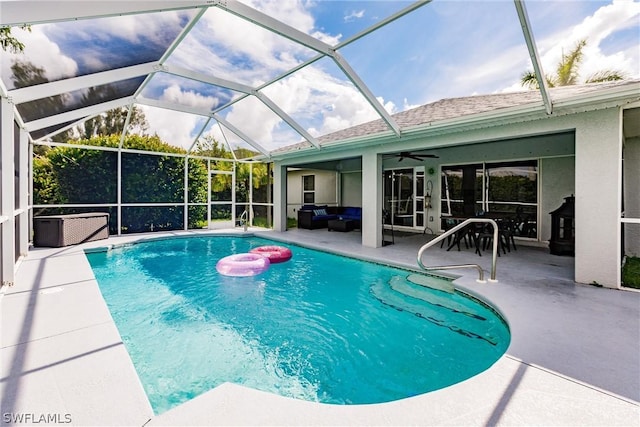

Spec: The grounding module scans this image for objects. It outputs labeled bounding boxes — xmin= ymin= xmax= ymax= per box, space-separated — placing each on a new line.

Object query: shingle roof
xmin=273 ymin=79 xmax=640 ymax=155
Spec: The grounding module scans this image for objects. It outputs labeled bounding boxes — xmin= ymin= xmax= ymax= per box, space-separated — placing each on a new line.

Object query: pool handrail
xmin=417 ymin=218 xmax=499 ymax=283
xmin=239 ymin=210 xmax=248 ymax=231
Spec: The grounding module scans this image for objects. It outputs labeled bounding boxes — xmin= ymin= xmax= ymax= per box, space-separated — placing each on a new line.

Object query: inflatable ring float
xmin=249 ymin=245 xmax=293 ymax=264
xmin=216 ymin=253 xmax=270 ymax=277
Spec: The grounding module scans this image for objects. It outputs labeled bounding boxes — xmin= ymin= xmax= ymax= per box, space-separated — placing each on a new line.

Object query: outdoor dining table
xmin=441 ymin=214 xmax=516 ymax=255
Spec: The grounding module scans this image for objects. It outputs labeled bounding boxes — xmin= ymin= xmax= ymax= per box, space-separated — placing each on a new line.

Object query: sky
xmin=2 ymin=0 xmax=639 ymax=153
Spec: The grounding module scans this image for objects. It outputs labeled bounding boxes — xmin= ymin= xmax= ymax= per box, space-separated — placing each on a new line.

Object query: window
xmin=302 ymin=175 xmax=315 ymax=204
xmin=441 ymin=160 xmax=538 ymax=238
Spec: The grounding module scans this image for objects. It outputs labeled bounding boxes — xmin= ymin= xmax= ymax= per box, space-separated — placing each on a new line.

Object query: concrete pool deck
xmin=1 ymin=228 xmax=638 ymax=426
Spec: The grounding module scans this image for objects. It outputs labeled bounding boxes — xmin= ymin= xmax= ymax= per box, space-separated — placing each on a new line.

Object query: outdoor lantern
xmin=549 ymin=195 xmax=575 ymax=256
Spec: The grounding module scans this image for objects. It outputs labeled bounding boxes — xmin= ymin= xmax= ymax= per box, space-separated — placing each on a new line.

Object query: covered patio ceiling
xmin=1 ymin=1 xmax=638 ymax=159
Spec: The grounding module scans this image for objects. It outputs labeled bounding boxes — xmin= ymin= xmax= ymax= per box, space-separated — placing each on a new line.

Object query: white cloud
xmin=344 ymin=10 xmax=365 ymax=23
xmin=168 ymin=7 xmax=316 ymax=87
xmin=139 ymin=104 xmax=204 ymax=150
xmin=260 ymin=65 xmax=383 ymax=139
xmin=137 ymin=84 xmax=224 ymax=150
xmin=408 ymin=0 xmax=640 ymax=105
xmin=402 ymin=98 xmax=420 ymax=112
xmin=377 ymin=96 xmax=398 ymax=115
xmin=529 ymin=0 xmax=640 ymax=82
xmin=1 ymin=27 xmax=77 ymax=89
xmin=160 ymin=84 xmax=219 ymax=111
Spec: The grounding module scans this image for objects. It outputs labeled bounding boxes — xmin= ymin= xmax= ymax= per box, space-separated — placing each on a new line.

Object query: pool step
xmin=370 ymin=278 xmax=497 ymax=346
xmin=406 ymin=273 xmax=455 ymax=293
xmin=390 ymin=276 xmax=485 ymax=320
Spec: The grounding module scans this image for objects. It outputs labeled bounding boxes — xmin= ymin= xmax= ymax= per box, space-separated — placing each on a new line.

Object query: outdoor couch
xmin=297 ymin=205 xmax=361 ymax=229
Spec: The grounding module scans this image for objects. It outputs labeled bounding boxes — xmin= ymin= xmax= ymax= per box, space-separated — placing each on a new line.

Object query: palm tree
xmin=521 ymin=39 xmax=627 ymax=89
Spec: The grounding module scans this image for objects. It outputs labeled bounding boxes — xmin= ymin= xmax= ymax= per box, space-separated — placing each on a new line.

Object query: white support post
xmin=207 ymin=160 xmax=211 ymax=229
xmin=272 ymin=162 xmax=287 ymax=232
xmin=249 ymin=164 xmax=253 ymax=226
xmin=361 ymin=151 xmax=382 ymax=248
xmin=183 ymin=156 xmax=189 ymax=230
xmin=28 ymin=140 xmax=33 ymax=245
xmin=574 ymin=109 xmax=622 ymax=288
xmin=18 ymin=128 xmax=28 ymax=257
xmin=117 ymin=150 xmax=122 ymax=235
xmin=1 ymin=97 xmax=16 ymax=286
xmin=232 ymin=163 xmax=237 ymax=226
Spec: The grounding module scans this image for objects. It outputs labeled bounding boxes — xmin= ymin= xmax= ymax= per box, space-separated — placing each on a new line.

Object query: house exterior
xmin=273 ymin=80 xmax=640 ymax=289
xmin=286 ymin=160 xmax=364 ymax=220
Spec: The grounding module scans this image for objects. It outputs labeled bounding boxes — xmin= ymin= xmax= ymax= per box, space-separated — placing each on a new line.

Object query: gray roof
xmin=273 ymin=79 xmax=640 ymax=155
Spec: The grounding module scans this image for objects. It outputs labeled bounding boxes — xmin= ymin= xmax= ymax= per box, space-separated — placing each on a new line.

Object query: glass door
xmin=209 ymin=169 xmax=234 ymax=229
xmin=383 ymin=167 xmax=422 ymax=228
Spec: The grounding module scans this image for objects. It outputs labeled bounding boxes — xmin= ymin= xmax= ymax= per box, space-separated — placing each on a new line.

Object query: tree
xmin=521 ymin=39 xmax=627 ymax=89
xmin=0 ymin=26 xmax=30 ymax=54
xmin=10 ymin=60 xmax=69 ymax=122
xmin=79 ymin=104 xmax=149 ymax=139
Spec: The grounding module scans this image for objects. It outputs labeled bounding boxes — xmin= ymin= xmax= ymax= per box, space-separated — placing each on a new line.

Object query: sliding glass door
xmin=441 ymin=160 xmax=538 ymax=238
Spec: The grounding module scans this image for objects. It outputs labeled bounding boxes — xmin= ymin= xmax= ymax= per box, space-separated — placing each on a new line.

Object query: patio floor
xmin=1 ymin=228 xmax=638 ymax=426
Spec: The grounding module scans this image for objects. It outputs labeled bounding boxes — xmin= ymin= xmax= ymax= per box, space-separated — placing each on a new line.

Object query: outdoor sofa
xmin=297 ymin=205 xmax=362 ymax=230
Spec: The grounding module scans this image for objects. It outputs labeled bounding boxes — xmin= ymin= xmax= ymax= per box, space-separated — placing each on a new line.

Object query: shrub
xmin=622 ymin=256 xmax=640 ymax=289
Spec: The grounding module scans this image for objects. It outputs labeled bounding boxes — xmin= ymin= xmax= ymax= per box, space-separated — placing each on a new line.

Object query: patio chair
xmin=441 ymin=218 xmax=472 ymax=252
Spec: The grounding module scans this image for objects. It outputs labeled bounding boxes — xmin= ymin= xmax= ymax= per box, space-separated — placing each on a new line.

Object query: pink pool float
xmin=249 ymin=245 xmax=293 ymax=264
xmin=216 ymin=253 xmax=270 ymax=276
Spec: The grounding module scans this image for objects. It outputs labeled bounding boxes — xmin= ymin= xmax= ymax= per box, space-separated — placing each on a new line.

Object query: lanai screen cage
xmin=32 ymin=138 xmax=275 ymax=234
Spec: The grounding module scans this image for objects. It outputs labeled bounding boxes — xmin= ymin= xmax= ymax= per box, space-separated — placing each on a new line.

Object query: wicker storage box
xmin=34 ymin=213 xmax=109 ymax=247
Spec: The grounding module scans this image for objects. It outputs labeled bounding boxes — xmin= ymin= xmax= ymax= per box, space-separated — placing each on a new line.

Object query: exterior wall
xmin=276 ymin=106 xmax=625 ymax=287
xmin=286 ymin=169 xmax=338 ymax=218
xmin=624 ymin=136 xmax=640 ymax=256
xmin=540 ymin=156 xmax=575 ymax=242
xmin=574 ymin=108 xmax=622 ymax=287
xmin=341 ymin=171 xmax=362 ymax=207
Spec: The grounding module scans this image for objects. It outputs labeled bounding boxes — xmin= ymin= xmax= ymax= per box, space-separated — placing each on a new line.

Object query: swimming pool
xmin=87 ymin=235 xmax=509 ymax=415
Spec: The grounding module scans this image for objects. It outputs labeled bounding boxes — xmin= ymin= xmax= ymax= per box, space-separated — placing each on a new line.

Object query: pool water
xmin=86 ymin=236 xmax=509 ymax=415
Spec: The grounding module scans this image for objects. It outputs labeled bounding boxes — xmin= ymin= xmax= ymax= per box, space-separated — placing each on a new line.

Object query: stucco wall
xmin=574 ymin=108 xmax=622 ymax=287
xmin=286 ymin=169 xmax=337 ymax=218
xmin=341 ymin=171 xmax=362 ymax=207
xmin=624 ymin=136 xmax=640 ymax=256
xmin=540 ymin=156 xmax=575 ymax=242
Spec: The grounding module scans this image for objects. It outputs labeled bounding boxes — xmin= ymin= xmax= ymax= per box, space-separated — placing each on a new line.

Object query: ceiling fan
xmin=386 ymin=151 xmax=439 ymax=162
